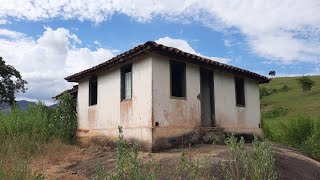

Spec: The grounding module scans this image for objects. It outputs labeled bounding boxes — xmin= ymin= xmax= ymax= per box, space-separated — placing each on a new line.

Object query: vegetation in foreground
xmin=260 ymin=75 xmax=320 ymax=159
xmin=93 ymin=128 xmax=276 ymax=180
xmin=0 ymin=93 xmax=77 ymax=179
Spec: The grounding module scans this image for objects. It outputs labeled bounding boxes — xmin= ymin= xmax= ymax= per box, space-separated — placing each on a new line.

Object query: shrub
xmin=304 ymin=118 xmax=320 ymax=158
xmin=262 ymin=106 xmax=288 ymax=119
xmin=280 ymin=116 xmax=314 ymax=147
xmin=105 ymin=126 xmax=161 ymax=180
xmin=222 ymin=135 xmax=276 ymax=180
xmin=260 ymin=84 xmax=289 ymax=99
xmin=297 ymin=76 xmax=315 ymax=93
xmin=174 ymin=151 xmax=200 ymax=180
xmin=259 ymin=87 xmax=271 ymax=99
xmin=52 ymin=93 xmax=77 ymax=143
xmin=280 ymin=84 xmax=289 ymax=92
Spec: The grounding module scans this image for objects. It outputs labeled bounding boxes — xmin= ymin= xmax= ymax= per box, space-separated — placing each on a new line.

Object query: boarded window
xmin=121 ymin=64 xmax=132 ymax=100
xmin=235 ymin=77 xmax=245 ymax=106
xmin=89 ymin=75 xmax=98 ymax=106
xmin=170 ymin=61 xmax=186 ymax=98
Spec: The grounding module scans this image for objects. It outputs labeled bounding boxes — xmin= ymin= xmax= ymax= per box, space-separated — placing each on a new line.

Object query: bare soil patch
xmin=30 ymin=144 xmax=320 ymax=179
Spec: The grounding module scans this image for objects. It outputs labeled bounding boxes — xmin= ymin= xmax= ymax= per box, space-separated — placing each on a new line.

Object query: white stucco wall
xmin=151 ymin=54 xmax=262 ymax=143
xmin=76 ymin=53 xmax=262 ymax=150
xmin=214 ymin=70 xmax=262 ymax=135
xmin=152 ymin=54 xmax=201 ymax=143
xmin=76 ymin=55 xmax=153 ymax=148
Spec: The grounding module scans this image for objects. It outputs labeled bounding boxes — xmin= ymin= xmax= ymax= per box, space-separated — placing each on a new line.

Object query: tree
xmin=269 ymin=71 xmax=276 ymax=78
xmin=297 ymin=76 xmax=315 ymax=94
xmin=0 ymin=57 xmax=27 ymax=107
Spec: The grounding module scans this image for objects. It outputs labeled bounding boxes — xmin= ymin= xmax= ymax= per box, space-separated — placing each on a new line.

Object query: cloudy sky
xmin=0 ymin=0 xmax=319 ymax=104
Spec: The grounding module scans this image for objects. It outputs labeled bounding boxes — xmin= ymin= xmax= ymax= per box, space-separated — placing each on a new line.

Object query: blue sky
xmin=0 ymin=1 xmax=319 ymax=104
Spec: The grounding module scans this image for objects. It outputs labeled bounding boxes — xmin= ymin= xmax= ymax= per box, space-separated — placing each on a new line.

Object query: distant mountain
xmin=0 ymin=100 xmax=37 ymax=112
xmin=49 ymin=103 xmax=58 ymax=109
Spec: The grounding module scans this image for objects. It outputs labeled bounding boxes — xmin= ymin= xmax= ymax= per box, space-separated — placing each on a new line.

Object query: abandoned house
xmin=63 ymin=41 xmax=269 ymax=151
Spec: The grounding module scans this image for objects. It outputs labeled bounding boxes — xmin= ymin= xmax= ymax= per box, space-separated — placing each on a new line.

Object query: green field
xmin=260 ymin=75 xmax=320 ymax=159
xmin=260 ymin=75 xmax=320 ymax=119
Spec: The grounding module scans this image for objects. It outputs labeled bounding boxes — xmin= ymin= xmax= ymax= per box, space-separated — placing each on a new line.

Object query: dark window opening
xmin=235 ymin=77 xmax=245 ymax=106
xmin=121 ymin=64 xmax=132 ymax=100
xmin=170 ymin=61 xmax=186 ymax=98
xmin=89 ymin=75 xmax=98 ymax=106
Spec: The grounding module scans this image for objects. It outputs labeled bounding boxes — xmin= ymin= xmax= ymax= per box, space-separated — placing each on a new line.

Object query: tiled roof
xmin=65 ymin=41 xmax=269 ymax=83
xmin=54 ymin=85 xmax=78 ymax=99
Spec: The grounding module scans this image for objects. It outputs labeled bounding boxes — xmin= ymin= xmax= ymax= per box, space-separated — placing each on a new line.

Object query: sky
xmin=0 ymin=0 xmax=319 ymax=104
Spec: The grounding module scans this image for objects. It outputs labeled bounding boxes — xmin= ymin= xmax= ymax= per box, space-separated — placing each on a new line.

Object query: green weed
xmin=263 ymin=116 xmax=320 ymax=160
xmin=222 ymin=135 xmax=276 ymax=180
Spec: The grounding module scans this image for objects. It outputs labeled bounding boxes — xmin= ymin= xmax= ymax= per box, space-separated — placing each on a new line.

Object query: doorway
xmin=200 ymin=68 xmax=215 ymax=127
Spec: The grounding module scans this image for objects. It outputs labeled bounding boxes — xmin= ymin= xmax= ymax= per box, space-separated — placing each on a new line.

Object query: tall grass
xmin=263 ymin=116 xmax=320 ymax=159
xmin=221 ymin=135 xmax=276 ymax=180
xmin=0 ymin=93 xmax=77 ymax=179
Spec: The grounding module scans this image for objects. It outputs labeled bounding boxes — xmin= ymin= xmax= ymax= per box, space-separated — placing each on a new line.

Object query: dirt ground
xmin=31 ymin=143 xmax=320 ymax=180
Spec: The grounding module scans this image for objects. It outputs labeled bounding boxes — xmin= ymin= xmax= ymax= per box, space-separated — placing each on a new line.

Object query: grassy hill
xmin=260 ymin=75 xmax=320 ymax=159
xmin=260 ymin=75 xmax=320 ymax=119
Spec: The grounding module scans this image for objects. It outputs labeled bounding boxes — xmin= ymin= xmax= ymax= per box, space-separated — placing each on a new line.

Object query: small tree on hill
xmin=269 ymin=71 xmax=276 ymax=78
xmin=0 ymin=57 xmax=28 ymax=107
xmin=297 ymin=76 xmax=315 ymax=94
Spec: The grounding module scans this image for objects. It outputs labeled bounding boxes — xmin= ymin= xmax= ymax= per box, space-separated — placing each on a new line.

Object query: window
xmin=89 ymin=75 xmax=98 ymax=106
xmin=170 ymin=60 xmax=186 ymax=98
xmin=235 ymin=77 xmax=245 ymax=106
xmin=121 ymin=64 xmax=132 ymax=100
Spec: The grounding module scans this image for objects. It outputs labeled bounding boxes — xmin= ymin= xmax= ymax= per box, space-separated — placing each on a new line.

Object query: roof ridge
xmin=65 ymin=41 xmax=269 ymax=83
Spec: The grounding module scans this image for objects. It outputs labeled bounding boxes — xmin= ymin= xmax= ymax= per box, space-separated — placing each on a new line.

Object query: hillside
xmin=260 ymin=75 xmax=320 ymax=160
xmin=0 ymin=100 xmax=37 ymax=112
xmin=0 ymin=100 xmax=57 ymax=112
xmin=260 ymin=75 xmax=320 ymax=120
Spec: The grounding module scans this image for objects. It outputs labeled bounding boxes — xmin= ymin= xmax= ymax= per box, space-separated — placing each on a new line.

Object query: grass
xmin=222 ymin=135 xmax=276 ymax=180
xmin=260 ymin=75 xmax=320 ymax=118
xmin=0 ymin=93 xmax=77 ymax=179
xmin=260 ymin=75 xmax=320 ymax=159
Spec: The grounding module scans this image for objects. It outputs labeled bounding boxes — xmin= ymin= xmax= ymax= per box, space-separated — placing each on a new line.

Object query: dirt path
xmin=31 ymin=144 xmax=320 ymax=179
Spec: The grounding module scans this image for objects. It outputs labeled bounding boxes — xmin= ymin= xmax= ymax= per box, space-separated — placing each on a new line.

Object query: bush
xmin=174 ymin=151 xmax=200 ymax=180
xmin=53 ymin=93 xmax=77 ymax=143
xmin=305 ymin=119 xmax=320 ymax=158
xmin=259 ymin=87 xmax=271 ymax=99
xmin=280 ymin=116 xmax=314 ymax=147
xmin=105 ymin=126 xmax=161 ymax=180
xmin=262 ymin=106 xmax=288 ymax=119
xmin=280 ymin=85 xmax=289 ymax=92
xmin=297 ymin=76 xmax=315 ymax=93
xmin=260 ymin=84 xmax=289 ymax=99
xmin=222 ymin=135 xmax=276 ymax=180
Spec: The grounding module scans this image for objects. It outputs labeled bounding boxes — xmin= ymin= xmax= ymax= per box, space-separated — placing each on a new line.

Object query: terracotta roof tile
xmin=65 ymin=41 xmax=269 ymax=83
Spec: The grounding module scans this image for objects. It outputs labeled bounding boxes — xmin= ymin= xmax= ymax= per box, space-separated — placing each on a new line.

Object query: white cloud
xmin=1 ymin=0 xmax=319 ymax=63
xmin=276 ymin=72 xmax=320 ymax=77
xmin=0 ymin=27 xmax=115 ymax=104
xmin=156 ymin=37 xmax=231 ymax=63
xmin=94 ymin=40 xmax=101 ymax=46
xmin=0 ymin=29 xmax=26 ymax=39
